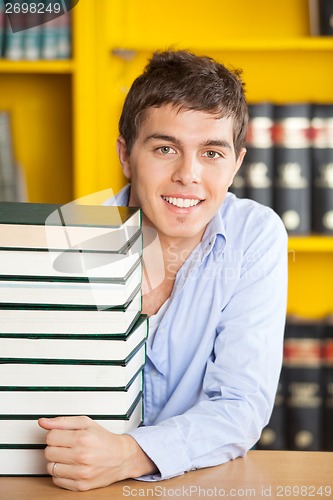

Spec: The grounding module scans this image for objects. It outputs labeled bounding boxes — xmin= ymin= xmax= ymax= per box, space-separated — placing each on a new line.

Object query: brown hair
xmin=119 ymin=49 xmax=248 ymax=158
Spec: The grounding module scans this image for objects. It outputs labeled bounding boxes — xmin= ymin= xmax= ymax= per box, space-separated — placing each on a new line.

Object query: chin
xmin=165 ymin=226 xmax=203 ymax=239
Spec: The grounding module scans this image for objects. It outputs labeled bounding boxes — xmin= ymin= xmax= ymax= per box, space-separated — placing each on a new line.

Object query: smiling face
xmin=117 ymin=104 xmax=246 ymax=246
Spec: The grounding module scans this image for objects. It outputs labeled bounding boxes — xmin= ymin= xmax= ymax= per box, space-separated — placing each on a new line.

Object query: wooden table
xmin=1 ymin=451 xmax=332 ymax=499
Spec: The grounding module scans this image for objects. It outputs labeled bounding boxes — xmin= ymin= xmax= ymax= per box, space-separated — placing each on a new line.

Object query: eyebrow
xmin=202 ymin=139 xmax=232 ymax=150
xmin=144 ymin=134 xmax=232 ymax=150
xmin=144 ymin=134 xmax=181 ymax=146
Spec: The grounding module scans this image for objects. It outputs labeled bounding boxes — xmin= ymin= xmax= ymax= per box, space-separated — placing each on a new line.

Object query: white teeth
xmin=163 ymin=196 xmax=201 ymax=208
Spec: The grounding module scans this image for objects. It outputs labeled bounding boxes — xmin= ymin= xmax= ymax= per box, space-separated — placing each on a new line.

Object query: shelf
xmin=288 ymin=236 xmax=333 ymax=253
xmin=110 ymin=37 xmax=333 ymax=57
xmin=0 ymin=59 xmax=74 ymax=74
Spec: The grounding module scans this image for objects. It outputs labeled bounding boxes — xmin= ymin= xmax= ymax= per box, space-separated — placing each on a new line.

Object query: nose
xmin=171 ymin=153 xmax=201 ymax=185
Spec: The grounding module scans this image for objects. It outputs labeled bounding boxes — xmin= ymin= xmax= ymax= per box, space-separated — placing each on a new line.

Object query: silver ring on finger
xmin=52 ymin=462 xmax=59 ymax=478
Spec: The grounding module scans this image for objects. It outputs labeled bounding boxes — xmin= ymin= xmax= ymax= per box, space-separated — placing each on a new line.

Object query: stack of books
xmin=0 ymin=201 xmax=147 ymax=475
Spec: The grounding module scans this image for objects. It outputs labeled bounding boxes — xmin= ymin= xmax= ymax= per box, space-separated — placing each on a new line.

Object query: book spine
xmin=256 ymin=371 xmax=287 ymax=450
xmin=273 ymin=104 xmax=312 ymax=234
xmin=23 ymin=17 xmax=42 ymax=60
xmin=244 ymin=102 xmax=274 ymax=207
xmin=0 ymin=0 xmax=5 ymax=58
xmin=0 ymin=111 xmax=18 ymax=202
xmin=323 ymin=320 xmax=333 ymax=451
xmin=41 ymin=2 xmax=61 ymax=60
xmin=284 ymin=320 xmax=324 ymax=451
xmin=311 ymin=104 xmax=333 ymax=234
xmin=308 ymin=0 xmax=321 ymax=36
xmin=57 ymin=7 xmax=71 ymax=59
xmin=3 ymin=0 xmax=25 ymax=60
xmin=319 ymin=0 xmax=333 ymax=35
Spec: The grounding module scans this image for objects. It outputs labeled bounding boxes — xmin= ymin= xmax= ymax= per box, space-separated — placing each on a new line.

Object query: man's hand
xmin=38 ymin=416 xmax=157 ymax=491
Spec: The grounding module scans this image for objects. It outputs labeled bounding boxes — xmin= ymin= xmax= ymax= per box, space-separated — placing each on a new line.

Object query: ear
xmin=229 ymin=147 xmax=246 ymax=187
xmin=116 ymin=136 xmax=132 ymax=179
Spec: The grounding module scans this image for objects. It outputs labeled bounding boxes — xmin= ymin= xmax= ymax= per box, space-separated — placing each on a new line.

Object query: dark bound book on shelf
xmin=0 ymin=2 xmax=5 ymax=58
xmin=311 ymin=104 xmax=333 ymax=234
xmin=256 ymin=370 xmax=287 ymax=450
xmin=229 ymin=169 xmax=245 ymax=199
xmin=273 ymin=104 xmax=312 ymax=234
xmin=319 ymin=0 xmax=333 ymax=35
xmin=243 ymin=103 xmax=274 ymax=207
xmin=323 ymin=317 xmax=333 ymax=451
xmin=284 ymin=318 xmax=324 ymax=451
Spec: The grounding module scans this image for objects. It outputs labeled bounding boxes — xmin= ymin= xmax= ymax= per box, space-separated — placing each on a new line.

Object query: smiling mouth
xmin=162 ymin=196 xmax=204 ymax=208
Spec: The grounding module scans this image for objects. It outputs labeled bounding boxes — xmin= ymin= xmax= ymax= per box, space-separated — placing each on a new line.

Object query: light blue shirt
xmin=105 ymin=184 xmax=288 ymax=481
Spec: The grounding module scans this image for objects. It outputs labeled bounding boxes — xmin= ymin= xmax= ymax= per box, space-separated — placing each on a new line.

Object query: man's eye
xmin=204 ymin=150 xmax=221 ymax=159
xmin=158 ymin=146 xmax=174 ymax=155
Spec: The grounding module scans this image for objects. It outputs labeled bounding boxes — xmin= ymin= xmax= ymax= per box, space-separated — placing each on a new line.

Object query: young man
xmin=39 ymin=50 xmax=288 ymax=491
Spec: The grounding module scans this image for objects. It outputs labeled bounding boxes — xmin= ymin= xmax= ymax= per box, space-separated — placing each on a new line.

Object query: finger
xmin=46 ymin=461 xmax=87 ymax=480
xmin=52 ymin=476 xmax=90 ymax=493
xmin=44 ymin=445 xmax=77 ymax=465
xmin=49 ymin=465 xmax=111 ymax=492
xmin=46 ymin=429 xmax=78 ymax=447
xmin=52 ymin=477 xmax=91 ymax=498
xmin=39 ymin=415 xmax=93 ymax=430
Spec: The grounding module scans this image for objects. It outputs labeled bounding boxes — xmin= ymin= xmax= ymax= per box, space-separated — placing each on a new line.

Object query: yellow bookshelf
xmin=0 ymin=60 xmax=74 ymax=73
xmin=0 ymin=0 xmax=332 ymax=318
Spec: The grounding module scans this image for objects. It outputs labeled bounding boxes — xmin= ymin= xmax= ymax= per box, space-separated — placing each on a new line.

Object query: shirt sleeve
xmin=128 ymin=209 xmax=288 ymax=481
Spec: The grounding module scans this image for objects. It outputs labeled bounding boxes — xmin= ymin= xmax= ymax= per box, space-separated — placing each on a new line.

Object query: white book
xmin=0 ymin=395 xmax=143 ymax=445
xmin=0 ymin=203 xmax=141 ymax=252
xmin=0 ymin=290 xmax=141 ymax=334
xmin=0 ymin=232 xmax=142 ymax=281
xmin=0 ymin=315 xmax=148 ymax=361
xmin=0 ymin=448 xmax=48 ymax=475
xmin=0 ymin=263 xmax=141 ymax=307
xmin=1 ymin=371 xmax=142 ymax=416
xmin=0 ymin=342 xmax=145 ymax=389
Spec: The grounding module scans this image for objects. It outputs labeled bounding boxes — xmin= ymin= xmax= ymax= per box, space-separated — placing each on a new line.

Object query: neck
xmin=142 ymin=217 xmax=205 ymax=278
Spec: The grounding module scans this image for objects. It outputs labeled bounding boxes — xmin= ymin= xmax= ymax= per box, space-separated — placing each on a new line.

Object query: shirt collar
xmin=200 ymin=206 xmax=227 ymax=254
xmin=107 ymin=183 xmax=227 ymax=253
